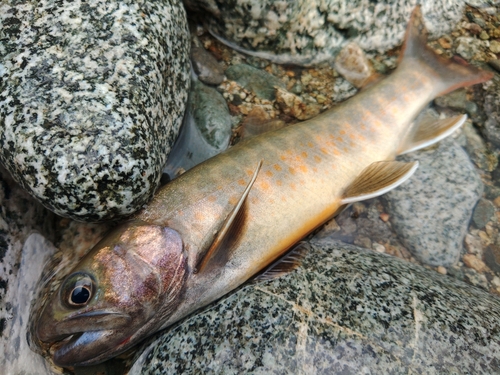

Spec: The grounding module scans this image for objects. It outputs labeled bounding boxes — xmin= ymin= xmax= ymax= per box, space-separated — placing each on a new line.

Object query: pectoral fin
xmin=398 ymin=114 xmax=467 ymax=155
xmin=341 ymin=161 xmax=418 ymax=204
xmin=195 ymin=161 xmax=263 ymax=274
xmin=252 ymin=242 xmax=309 ymax=283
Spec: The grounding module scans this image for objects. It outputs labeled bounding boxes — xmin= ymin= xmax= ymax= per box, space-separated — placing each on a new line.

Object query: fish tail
xmin=400 ymin=5 xmax=493 ymax=96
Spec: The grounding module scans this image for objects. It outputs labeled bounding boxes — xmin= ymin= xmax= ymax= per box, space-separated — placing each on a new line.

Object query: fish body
xmin=32 ymin=7 xmax=493 ymax=367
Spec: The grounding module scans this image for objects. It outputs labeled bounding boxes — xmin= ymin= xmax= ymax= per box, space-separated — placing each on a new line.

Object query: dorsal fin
xmin=195 ymin=161 xmax=263 ymax=274
xmin=341 ymin=161 xmax=418 ymax=204
xmin=398 ymin=114 xmax=467 ymax=155
xmin=252 ymin=242 xmax=310 ymax=283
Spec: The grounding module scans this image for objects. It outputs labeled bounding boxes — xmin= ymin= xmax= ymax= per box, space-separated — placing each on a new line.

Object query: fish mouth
xmin=36 ymin=310 xmax=133 ymax=367
xmin=50 ymin=329 xmax=125 ymax=367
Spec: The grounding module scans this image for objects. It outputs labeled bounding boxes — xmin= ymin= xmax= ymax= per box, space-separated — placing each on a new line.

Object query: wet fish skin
xmin=32 ymin=6 xmax=493 ymax=367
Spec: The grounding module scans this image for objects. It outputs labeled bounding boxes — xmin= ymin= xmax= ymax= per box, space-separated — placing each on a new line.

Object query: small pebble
xmin=472 ymin=199 xmax=496 ymax=229
xmin=191 ymin=46 xmax=225 ymax=85
xmin=437 ymin=266 xmax=447 ymax=275
xmin=372 ymin=243 xmax=386 ymax=253
xmin=437 ymin=36 xmax=452 ymax=49
xmin=464 ymin=233 xmax=483 ymax=256
xmin=462 ymin=253 xmax=488 ymax=273
xmin=379 ymin=213 xmax=390 ymax=222
xmin=490 ymin=40 xmax=500 ymax=54
xmin=480 ymin=30 xmax=490 ymax=40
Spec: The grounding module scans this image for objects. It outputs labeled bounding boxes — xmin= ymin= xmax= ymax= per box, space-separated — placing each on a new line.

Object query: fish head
xmin=35 ymin=221 xmax=188 ymax=367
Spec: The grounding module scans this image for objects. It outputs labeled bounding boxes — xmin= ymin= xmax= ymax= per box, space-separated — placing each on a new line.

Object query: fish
xmin=31 ymin=6 xmax=493 ymax=367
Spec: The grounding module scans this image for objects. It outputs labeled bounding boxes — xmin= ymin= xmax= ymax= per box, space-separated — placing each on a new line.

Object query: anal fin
xmin=398 ymin=114 xmax=467 ymax=155
xmin=195 ymin=160 xmax=263 ymax=274
xmin=341 ymin=161 xmax=418 ymax=204
xmin=252 ymin=242 xmax=310 ymax=283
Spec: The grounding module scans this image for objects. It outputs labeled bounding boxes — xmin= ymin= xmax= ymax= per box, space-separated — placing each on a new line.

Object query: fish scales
xmin=31 ymin=6 xmax=494 ymax=367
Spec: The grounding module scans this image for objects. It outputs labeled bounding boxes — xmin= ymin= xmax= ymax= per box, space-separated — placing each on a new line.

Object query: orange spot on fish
xmin=259 ymin=180 xmax=271 ymax=191
xmin=274 ymin=164 xmax=282 ymax=171
xmin=313 ymin=167 xmax=318 ymax=172
xmin=301 ymin=151 xmax=308 ymax=159
xmin=208 ymin=195 xmax=216 ymax=203
xmin=238 ymin=179 xmax=246 ymax=186
xmin=290 ymin=183 xmax=297 ymax=191
xmin=307 ymin=142 xmax=314 ymax=148
xmin=337 ymin=137 xmax=343 ymax=142
xmin=299 ymin=165 xmax=308 ymax=173
xmin=280 ymin=155 xmax=287 ymax=161
xmin=314 ymin=155 xmax=321 ymax=163
xmin=340 ymin=129 xmax=346 ymax=135
xmin=349 ymin=133 xmax=356 ymax=140
xmin=229 ymin=196 xmax=238 ymax=206
xmin=276 ymin=180 xmax=283 ymax=186
xmin=195 ymin=211 xmax=205 ymax=221
xmin=320 ymin=148 xmax=328 ymax=155
xmin=289 ymin=167 xmax=296 ymax=175
xmin=265 ymin=170 xmax=273 ymax=178
xmin=333 ymin=149 xmax=341 ymax=156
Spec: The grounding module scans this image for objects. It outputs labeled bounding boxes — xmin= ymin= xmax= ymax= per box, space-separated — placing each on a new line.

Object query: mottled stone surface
xmin=383 ymin=138 xmax=483 ymax=267
xmin=0 ymin=0 xmax=190 ymax=221
xmin=184 ymin=0 xmax=465 ymax=65
xmin=130 ymin=240 xmax=500 ymax=374
xmin=482 ymin=76 xmax=500 ymax=147
xmin=0 ymin=167 xmax=57 ymax=374
xmin=226 ymin=64 xmax=286 ymax=101
xmin=163 ymin=78 xmax=231 ymax=178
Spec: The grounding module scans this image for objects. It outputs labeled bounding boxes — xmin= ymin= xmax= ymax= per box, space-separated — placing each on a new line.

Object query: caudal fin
xmin=400 ymin=6 xmax=493 ymax=96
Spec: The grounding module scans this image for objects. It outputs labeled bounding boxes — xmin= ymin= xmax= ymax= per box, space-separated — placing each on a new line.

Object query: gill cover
xmin=34 ymin=221 xmax=187 ymax=367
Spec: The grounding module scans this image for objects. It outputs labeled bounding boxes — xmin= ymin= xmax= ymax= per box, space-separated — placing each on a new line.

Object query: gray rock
xmin=0 ymin=0 xmax=190 ymax=221
xmin=164 ymin=79 xmax=232 ymax=178
xmin=0 ymin=167 xmax=57 ymax=373
xmin=472 ymin=198 xmax=496 ymax=229
xmin=460 ymin=121 xmax=498 ymax=172
xmin=184 ymin=0 xmax=465 ymax=66
xmin=434 ymin=89 xmax=478 ymax=119
xmin=130 ymin=240 xmax=500 ymax=374
xmin=225 ymin=64 xmax=286 ymax=101
xmin=455 ymin=36 xmax=485 ymax=60
xmin=191 ymin=46 xmax=225 ymax=85
xmin=383 ymin=138 xmax=483 ymax=267
xmin=482 ymin=76 xmax=500 ymax=148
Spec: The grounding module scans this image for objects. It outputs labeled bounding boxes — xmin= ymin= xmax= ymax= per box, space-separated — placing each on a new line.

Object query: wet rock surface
xmin=0 ymin=0 xmax=190 ymax=221
xmin=131 ymin=240 xmax=500 ymax=374
xmin=383 ymin=138 xmax=483 ymax=267
xmin=0 ymin=169 xmax=56 ymax=373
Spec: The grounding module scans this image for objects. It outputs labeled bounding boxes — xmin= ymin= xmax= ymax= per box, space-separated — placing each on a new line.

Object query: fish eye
xmin=61 ymin=272 xmax=95 ymax=308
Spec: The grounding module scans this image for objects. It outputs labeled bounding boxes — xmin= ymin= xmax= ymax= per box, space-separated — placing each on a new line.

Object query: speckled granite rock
xmin=0 ymin=0 xmax=190 ymax=221
xmin=184 ymin=0 xmax=465 ymax=65
xmin=383 ymin=138 xmax=483 ymax=267
xmin=0 ymin=167 xmax=57 ymax=374
xmin=482 ymin=76 xmax=500 ymax=147
xmin=130 ymin=240 xmax=500 ymax=374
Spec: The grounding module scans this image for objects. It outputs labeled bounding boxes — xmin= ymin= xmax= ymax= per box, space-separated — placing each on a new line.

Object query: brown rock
xmin=462 ymin=253 xmax=488 ymax=273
